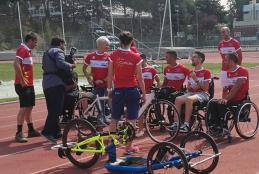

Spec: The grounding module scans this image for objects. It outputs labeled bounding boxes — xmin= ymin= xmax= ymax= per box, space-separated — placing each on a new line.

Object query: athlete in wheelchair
xmin=206 ymin=52 xmax=259 ymax=141
xmin=170 ymin=51 xmax=212 ymax=133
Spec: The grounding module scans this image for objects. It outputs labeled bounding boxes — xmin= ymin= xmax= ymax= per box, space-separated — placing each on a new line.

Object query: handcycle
xmin=51 ymin=119 xmax=221 ymax=174
xmin=205 ymin=91 xmax=259 ymax=143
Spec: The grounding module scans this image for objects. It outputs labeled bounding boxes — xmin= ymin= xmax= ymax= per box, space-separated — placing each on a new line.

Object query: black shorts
xmin=15 ymin=84 xmax=35 ymax=108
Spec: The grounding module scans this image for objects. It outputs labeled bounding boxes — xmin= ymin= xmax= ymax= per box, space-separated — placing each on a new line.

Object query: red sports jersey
xmin=142 ymin=66 xmax=157 ymax=93
xmin=84 ymin=51 xmax=110 ymax=88
xmin=130 ymin=46 xmax=139 ymax=54
xmin=163 ymin=64 xmax=190 ymax=91
xmin=227 ymin=66 xmax=249 ymax=101
xmin=188 ymin=68 xmax=211 ymax=92
xmin=218 ymin=38 xmax=241 ymax=71
xmin=15 ymin=44 xmax=34 ymax=86
xmin=110 ymin=48 xmax=142 ymax=88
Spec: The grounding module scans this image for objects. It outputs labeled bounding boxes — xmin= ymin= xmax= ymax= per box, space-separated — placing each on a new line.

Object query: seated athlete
xmin=161 ymin=50 xmax=190 ymax=103
xmin=171 ymin=51 xmax=211 ymax=133
xmin=136 ymin=53 xmax=162 ymax=137
xmin=208 ymin=52 xmax=249 ymax=137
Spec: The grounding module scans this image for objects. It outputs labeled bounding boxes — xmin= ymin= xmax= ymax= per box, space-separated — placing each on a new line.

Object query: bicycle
xmin=52 ymin=119 xmax=136 ymax=169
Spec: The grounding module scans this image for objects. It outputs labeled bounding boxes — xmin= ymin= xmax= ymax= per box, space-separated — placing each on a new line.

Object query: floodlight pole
xmin=60 ymin=0 xmax=66 ymax=52
xmin=109 ymin=0 xmax=114 ymax=35
xmin=196 ymin=6 xmax=200 ymax=48
xmin=17 ymin=1 xmax=23 ymax=43
xmin=168 ymin=0 xmax=173 ymax=49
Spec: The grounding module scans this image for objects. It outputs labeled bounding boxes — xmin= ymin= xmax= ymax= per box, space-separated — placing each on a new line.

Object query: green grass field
xmin=0 ymin=62 xmax=259 ymax=103
xmin=1 ymin=63 xmax=259 ymax=82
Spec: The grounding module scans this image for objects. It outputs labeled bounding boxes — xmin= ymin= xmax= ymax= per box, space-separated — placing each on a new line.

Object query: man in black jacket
xmin=41 ymin=37 xmax=76 ymax=144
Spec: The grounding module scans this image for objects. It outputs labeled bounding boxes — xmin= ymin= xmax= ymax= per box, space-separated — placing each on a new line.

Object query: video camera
xmin=65 ymin=47 xmax=77 ymax=64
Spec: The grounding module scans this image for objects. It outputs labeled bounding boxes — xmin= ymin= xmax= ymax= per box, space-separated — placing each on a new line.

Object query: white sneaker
xmin=179 ymin=124 xmax=190 ymax=133
xmin=135 ymin=131 xmax=144 ymax=138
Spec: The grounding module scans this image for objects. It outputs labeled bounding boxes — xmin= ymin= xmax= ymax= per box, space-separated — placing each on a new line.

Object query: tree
xmin=44 ymin=19 xmax=51 ymax=45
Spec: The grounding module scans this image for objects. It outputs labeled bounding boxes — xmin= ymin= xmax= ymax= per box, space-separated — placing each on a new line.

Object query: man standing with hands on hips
xmin=218 ymin=27 xmax=243 ymax=98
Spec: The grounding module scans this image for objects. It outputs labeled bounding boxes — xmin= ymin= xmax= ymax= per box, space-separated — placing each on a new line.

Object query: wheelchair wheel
xmin=180 ymin=131 xmax=219 ymax=174
xmin=235 ymin=102 xmax=259 ymax=139
xmin=73 ymin=97 xmax=92 ymax=119
xmin=205 ymin=99 xmax=218 ymax=134
xmin=144 ymin=99 xmax=180 ymax=143
xmin=147 ymin=142 xmax=189 ymax=174
xmin=63 ymin=119 xmax=100 ymax=169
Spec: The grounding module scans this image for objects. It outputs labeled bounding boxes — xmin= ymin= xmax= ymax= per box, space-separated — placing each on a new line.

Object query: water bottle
xmin=164 ymin=149 xmax=174 ymax=161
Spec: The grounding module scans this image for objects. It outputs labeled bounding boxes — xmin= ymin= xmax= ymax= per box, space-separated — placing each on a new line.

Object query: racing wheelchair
xmin=205 ymin=91 xmax=259 ymax=143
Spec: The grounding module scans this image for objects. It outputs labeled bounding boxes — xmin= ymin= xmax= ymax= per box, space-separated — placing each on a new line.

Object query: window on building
xmin=40 ymin=9 xmax=43 ymax=14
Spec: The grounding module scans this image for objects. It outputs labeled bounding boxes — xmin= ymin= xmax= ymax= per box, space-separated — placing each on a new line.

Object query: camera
xmin=65 ymin=47 xmax=77 ymax=64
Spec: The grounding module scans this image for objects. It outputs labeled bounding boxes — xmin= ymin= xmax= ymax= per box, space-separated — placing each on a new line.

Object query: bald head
xmin=221 ymin=27 xmax=231 ymax=40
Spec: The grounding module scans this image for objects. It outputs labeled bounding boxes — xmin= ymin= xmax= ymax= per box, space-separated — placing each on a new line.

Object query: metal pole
xmin=109 ymin=0 xmax=114 ymax=35
xmin=140 ymin=14 xmax=142 ymax=43
xmin=41 ymin=17 xmax=45 ymax=51
xmin=131 ymin=17 xmax=133 ymax=36
xmin=168 ymin=0 xmax=173 ymax=49
xmin=17 ymin=1 xmax=23 ymax=43
xmin=196 ymin=7 xmax=199 ymax=48
xmin=60 ymin=0 xmax=66 ymax=52
xmin=60 ymin=0 xmax=65 ymax=40
xmin=157 ymin=0 xmax=168 ymax=60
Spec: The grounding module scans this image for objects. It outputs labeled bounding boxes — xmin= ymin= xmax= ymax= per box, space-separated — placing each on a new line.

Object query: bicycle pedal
xmin=58 ymin=148 xmax=67 ymax=159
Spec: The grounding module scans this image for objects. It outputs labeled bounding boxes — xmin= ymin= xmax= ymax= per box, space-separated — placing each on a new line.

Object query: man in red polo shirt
xmin=208 ymin=52 xmax=249 ymax=137
xmin=161 ymin=50 xmax=190 ymax=103
xmin=82 ymin=36 xmax=111 ymax=116
xmin=14 ymin=32 xmax=40 ymax=142
xmin=218 ymin=27 xmax=243 ymax=98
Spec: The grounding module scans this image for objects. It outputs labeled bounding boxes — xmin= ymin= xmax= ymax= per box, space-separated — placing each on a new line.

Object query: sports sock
xmin=17 ymin=125 xmax=22 ymax=134
xmin=27 ymin=123 xmax=35 ymax=132
xmin=184 ymin=122 xmax=189 ymax=127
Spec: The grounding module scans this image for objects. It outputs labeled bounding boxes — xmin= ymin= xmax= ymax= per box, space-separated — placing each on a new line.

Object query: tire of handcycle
xmin=62 ymin=119 xmax=101 ymax=169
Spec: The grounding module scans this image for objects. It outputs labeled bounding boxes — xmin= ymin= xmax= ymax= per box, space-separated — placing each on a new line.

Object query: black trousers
xmin=42 ymin=85 xmax=66 ymax=137
xmin=62 ymin=91 xmax=79 ymax=118
xmin=208 ymin=99 xmax=242 ymax=127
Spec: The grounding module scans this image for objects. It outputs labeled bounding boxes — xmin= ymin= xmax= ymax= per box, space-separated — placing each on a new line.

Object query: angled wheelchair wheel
xmin=73 ymin=97 xmax=93 ymax=119
xmin=235 ymin=102 xmax=259 ymax=139
xmin=147 ymin=142 xmax=189 ymax=174
xmin=180 ymin=131 xmax=219 ymax=174
xmin=205 ymin=99 xmax=218 ymax=135
xmin=144 ymin=99 xmax=180 ymax=143
xmin=63 ymin=119 xmax=100 ymax=169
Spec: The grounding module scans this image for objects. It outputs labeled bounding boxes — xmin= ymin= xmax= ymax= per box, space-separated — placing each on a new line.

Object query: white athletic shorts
xmin=220 ymin=70 xmax=228 ymax=90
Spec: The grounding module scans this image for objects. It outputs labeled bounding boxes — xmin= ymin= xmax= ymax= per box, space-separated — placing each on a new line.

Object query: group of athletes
xmin=13 ymin=26 xmax=249 ymax=155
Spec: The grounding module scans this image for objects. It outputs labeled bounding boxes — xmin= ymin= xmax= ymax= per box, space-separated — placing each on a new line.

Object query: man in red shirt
xmin=161 ymin=50 xmax=190 ymax=103
xmin=208 ymin=52 xmax=249 ymax=137
xmin=218 ymin=27 xmax=243 ymax=98
xmin=171 ymin=51 xmax=211 ymax=133
xmin=13 ymin=32 xmax=40 ymax=142
xmin=136 ymin=54 xmax=161 ymax=137
xmin=82 ymin=36 xmax=111 ymax=115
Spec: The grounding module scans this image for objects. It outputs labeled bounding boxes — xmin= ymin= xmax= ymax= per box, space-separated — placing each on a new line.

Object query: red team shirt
xmin=84 ymin=51 xmax=110 ymax=88
xmin=188 ymin=68 xmax=211 ymax=92
xmin=218 ymin=38 xmax=241 ymax=71
xmin=110 ymin=49 xmax=142 ymax=88
xmin=130 ymin=47 xmax=139 ymax=54
xmin=227 ymin=66 xmax=249 ymax=101
xmin=142 ymin=66 xmax=157 ymax=93
xmin=15 ymin=44 xmax=34 ymax=86
xmin=163 ymin=64 xmax=190 ymax=91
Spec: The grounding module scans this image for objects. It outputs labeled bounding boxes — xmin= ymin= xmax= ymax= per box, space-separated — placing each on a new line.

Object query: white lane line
xmin=0 ymin=110 xmax=47 ymax=119
xmin=0 ymin=145 xmax=50 ymax=159
xmin=0 ymin=118 xmax=46 ymax=129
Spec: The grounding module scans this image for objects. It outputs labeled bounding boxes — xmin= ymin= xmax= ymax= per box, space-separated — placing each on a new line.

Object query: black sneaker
xmin=53 ymin=134 xmax=63 ymax=141
xmin=179 ymin=124 xmax=190 ymax=133
xmin=213 ymin=127 xmax=224 ymax=138
xmin=41 ymin=133 xmax=57 ymax=144
xmin=28 ymin=129 xmax=41 ymax=138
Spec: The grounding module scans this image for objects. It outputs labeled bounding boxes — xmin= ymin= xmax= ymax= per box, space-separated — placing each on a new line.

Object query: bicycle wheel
xmin=63 ymin=119 xmax=100 ymax=169
xmin=144 ymin=99 xmax=180 ymax=143
xmin=73 ymin=97 xmax=93 ymax=119
xmin=235 ymin=102 xmax=259 ymax=139
xmin=180 ymin=131 xmax=219 ymax=174
xmin=147 ymin=142 xmax=189 ymax=174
